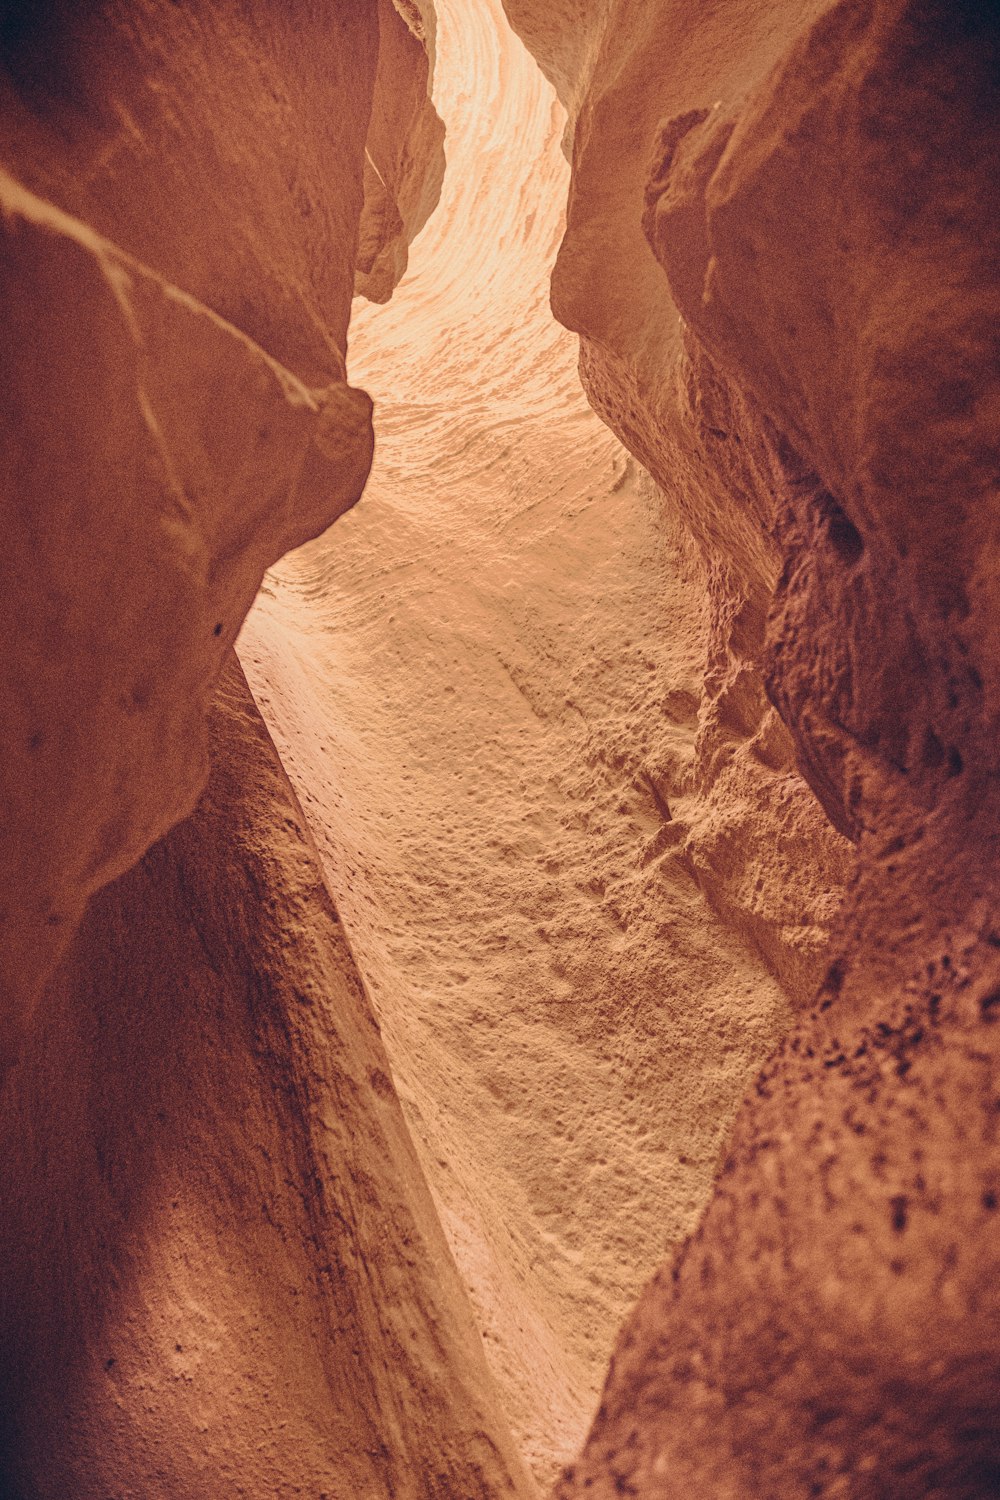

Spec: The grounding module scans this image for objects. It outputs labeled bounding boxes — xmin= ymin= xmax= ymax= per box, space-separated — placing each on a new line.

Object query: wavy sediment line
xmin=241 ymin=0 xmax=791 ymax=1482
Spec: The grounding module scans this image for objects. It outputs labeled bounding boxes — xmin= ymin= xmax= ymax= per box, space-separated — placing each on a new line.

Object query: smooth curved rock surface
xmin=5 ymin=0 xmax=994 ymax=1491
xmin=356 ymin=0 xmax=446 ymax=303
xmin=0 ymin=169 xmax=372 ymax=1058
xmin=0 ymin=0 xmax=442 ymax=1037
xmin=0 ymin=654 xmax=534 ymax=1500
xmin=502 ymin=0 xmax=1000 ymax=1493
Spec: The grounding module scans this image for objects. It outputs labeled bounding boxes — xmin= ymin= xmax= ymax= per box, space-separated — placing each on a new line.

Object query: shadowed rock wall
xmin=503 ymin=0 xmax=1000 ymax=1493
xmin=0 ymin=0 xmax=443 ymax=1033
xmin=356 ymin=0 xmax=446 ymax=301
xmin=4 ymin=0 xmax=997 ymax=1492
xmin=0 ymin=5 xmax=530 ymax=1494
xmin=0 ymin=655 xmax=533 ymax=1499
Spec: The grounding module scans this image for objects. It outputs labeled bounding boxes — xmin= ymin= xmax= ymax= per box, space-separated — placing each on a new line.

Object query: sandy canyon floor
xmin=240 ymin=0 xmax=794 ymax=1482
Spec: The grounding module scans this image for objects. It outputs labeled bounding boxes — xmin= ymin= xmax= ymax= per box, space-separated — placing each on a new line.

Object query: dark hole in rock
xmin=821 ymin=495 xmax=864 ymax=566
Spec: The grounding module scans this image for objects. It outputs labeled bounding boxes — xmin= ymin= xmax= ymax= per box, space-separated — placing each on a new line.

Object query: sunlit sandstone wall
xmin=239 ymin=0 xmax=845 ymax=1482
xmin=503 ymin=0 xmax=1000 ymax=1494
xmin=0 ymin=0 xmax=441 ymax=1041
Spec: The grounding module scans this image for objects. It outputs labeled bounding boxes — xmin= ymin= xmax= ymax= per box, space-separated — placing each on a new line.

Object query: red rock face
xmin=0 ymin=6 xmax=522 ymax=1496
xmin=356 ymin=0 xmax=446 ymax=302
xmin=503 ymin=0 xmax=1000 ymax=1493
xmin=0 ymin=172 xmax=374 ymax=1053
xmin=239 ymin=0 xmax=852 ymax=1482
xmin=502 ymin=0 xmax=851 ymax=1007
xmin=0 ymin=655 xmax=533 ymax=1498
xmin=3 ymin=0 xmax=998 ymax=1494
xmin=0 ymin=0 xmax=442 ymax=1034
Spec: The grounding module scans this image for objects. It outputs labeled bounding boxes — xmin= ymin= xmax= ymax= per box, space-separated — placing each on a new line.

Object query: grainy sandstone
xmin=502 ymin=0 xmax=851 ymax=1007
xmin=0 ymin=655 xmax=533 ymax=1499
xmin=0 ymin=168 xmax=372 ymax=1058
xmin=356 ymin=0 xmax=446 ymax=302
xmin=241 ymin=0 xmax=838 ymax=1482
xmin=502 ymin=0 xmax=1000 ymax=1492
xmin=3 ymin=0 xmax=997 ymax=1494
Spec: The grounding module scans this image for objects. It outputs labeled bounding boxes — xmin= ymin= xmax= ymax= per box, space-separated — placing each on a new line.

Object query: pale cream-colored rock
xmin=6 ymin=0 xmax=996 ymax=1494
xmin=241 ymin=0 xmax=824 ymax=1486
xmin=0 ymin=654 xmax=536 ymax=1500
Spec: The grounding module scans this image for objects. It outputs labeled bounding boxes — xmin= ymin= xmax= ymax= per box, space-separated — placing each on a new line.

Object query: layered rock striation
xmin=356 ymin=0 xmax=446 ymax=302
xmin=0 ymin=5 xmax=539 ymax=1496
xmin=503 ymin=0 xmax=851 ymax=1006
xmin=3 ymin=0 xmax=997 ymax=1493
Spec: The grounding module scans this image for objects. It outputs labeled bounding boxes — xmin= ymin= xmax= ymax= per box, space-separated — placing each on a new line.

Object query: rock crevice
xmin=2 ymin=0 xmax=998 ymax=1494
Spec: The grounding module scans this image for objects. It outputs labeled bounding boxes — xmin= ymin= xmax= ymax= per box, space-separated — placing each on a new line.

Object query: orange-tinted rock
xmin=0 ymin=655 xmax=534 ymax=1499
xmin=504 ymin=0 xmax=849 ymax=1006
xmin=0 ymin=0 xmax=442 ymax=1033
xmin=5 ymin=0 xmax=997 ymax=1491
xmin=240 ymin=1 xmax=823 ymax=1481
xmin=356 ymin=0 xmax=446 ymax=302
xmin=505 ymin=0 xmax=1000 ymax=1492
xmin=0 ymin=171 xmax=372 ymax=1054
xmin=0 ymin=0 xmax=376 ymax=379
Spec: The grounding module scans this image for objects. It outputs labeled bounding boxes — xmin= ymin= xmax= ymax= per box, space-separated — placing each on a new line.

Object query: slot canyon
xmin=0 ymin=0 xmax=997 ymax=1494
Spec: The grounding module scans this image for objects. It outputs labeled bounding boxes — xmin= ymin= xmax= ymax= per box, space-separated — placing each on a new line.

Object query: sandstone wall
xmin=5 ymin=0 xmax=997 ymax=1491
xmin=0 ymin=5 xmax=497 ymax=1492
xmin=502 ymin=0 xmax=851 ymax=1009
xmin=356 ymin=0 xmax=446 ymax=301
xmin=0 ymin=0 xmax=443 ymax=1038
xmin=503 ymin=0 xmax=1000 ymax=1493
xmin=239 ymin=0 xmax=823 ymax=1480
xmin=0 ymin=654 xmax=534 ymax=1499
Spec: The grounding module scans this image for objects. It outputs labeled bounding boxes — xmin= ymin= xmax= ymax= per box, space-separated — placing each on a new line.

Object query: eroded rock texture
xmin=502 ymin=0 xmax=1000 ymax=1493
xmin=240 ymin=0 xmax=834 ymax=1482
xmin=0 ymin=0 xmax=443 ymax=1034
xmin=4 ymin=0 xmax=997 ymax=1492
xmin=503 ymin=0 xmax=851 ymax=1007
xmin=0 ymin=4 xmax=520 ymax=1495
xmin=0 ymin=656 xmax=533 ymax=1499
